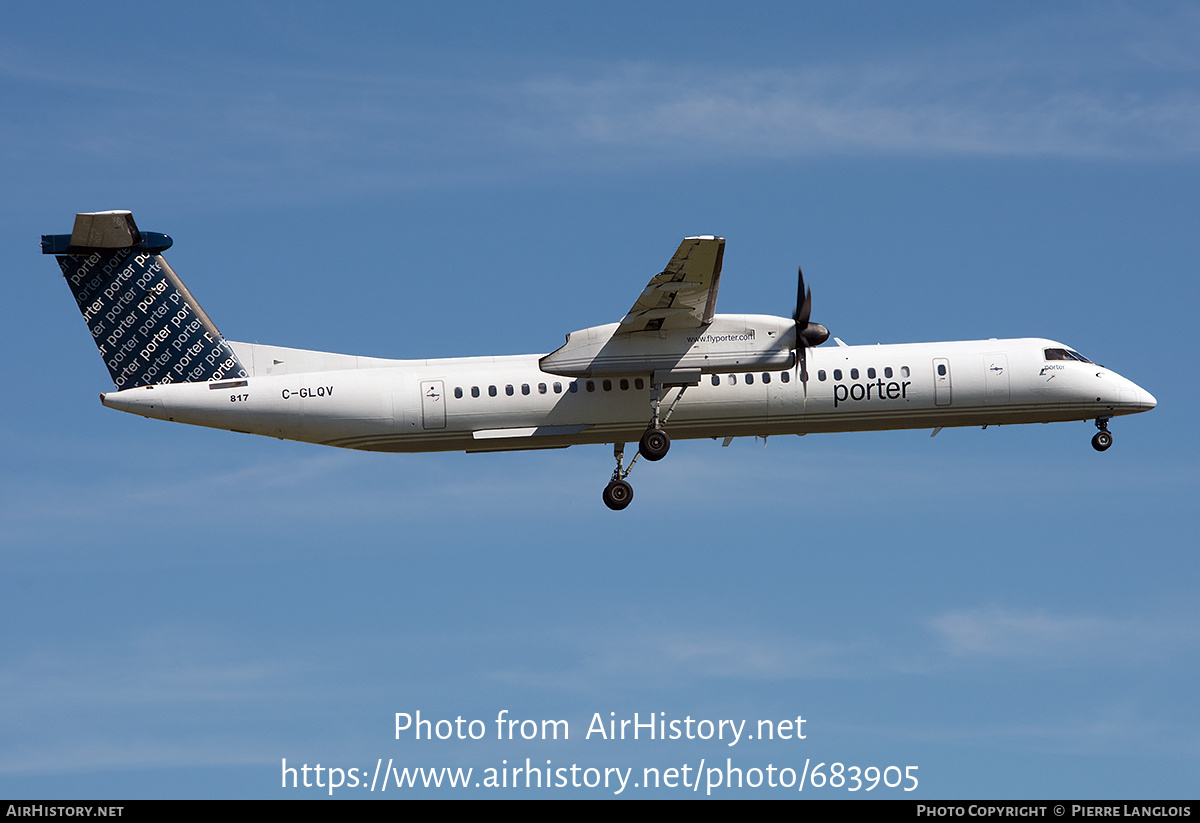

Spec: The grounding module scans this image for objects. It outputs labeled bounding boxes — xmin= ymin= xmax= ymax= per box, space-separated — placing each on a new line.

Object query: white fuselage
xmin=98 ymin=315 xmax=1156 ymax=454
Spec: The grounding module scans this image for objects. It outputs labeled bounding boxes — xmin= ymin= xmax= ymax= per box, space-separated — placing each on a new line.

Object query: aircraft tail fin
xmin=43 ymin=211 xmax=247 ymax=389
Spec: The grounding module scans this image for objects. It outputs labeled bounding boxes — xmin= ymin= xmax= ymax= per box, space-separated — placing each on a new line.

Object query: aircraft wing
xmin=615 ymin=236 xmax=725 ymax=334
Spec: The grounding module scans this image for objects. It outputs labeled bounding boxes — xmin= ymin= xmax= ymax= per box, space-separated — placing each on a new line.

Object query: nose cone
xmin=1116 ymin=374 xmax=1156 ymax=414
xmin=1094 ymin=366 xmax=1156 ymax=417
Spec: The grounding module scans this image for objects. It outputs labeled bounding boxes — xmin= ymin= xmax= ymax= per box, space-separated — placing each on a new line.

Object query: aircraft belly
xmin=791 ymin=404 xmax=1091 ymax=434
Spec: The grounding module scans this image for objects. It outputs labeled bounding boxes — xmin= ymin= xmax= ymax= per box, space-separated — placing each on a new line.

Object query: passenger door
xmin=420 ymin=380 xmax=446 ymax=429
xmin=933 ymin=358 xmax=952 ymax=406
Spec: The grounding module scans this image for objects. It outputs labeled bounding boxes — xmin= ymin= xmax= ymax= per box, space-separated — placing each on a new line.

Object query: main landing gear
xmin=1092 ymin=417 xmax=1113 ymax=452
xmin=602 ymin=381 xmax=691 ymax=510
xmin=639 ymin=427 xmax=670 ymax=461
xmin=603 ymin=444 xmax=635 ymax=510
xmin=602 ymin=472 xmax=634 ymax=511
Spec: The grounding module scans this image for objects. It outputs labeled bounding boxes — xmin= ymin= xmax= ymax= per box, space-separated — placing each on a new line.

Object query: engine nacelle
xmin=539 ymin=314 xmax=796 ymax=378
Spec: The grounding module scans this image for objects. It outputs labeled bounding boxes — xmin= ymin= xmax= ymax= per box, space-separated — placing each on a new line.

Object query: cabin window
xmin=619 ymin=378 xmax=629 ymax=391
xmin=901 ymin=366 xmax=910 ymax=378
xmin=745 ymin=373 xmax=754 ymax=385
xmin=867 ymin=368 xmax=876 ymax=379
xmin=818 ymin=370 xmax=827 ymax=381
xmin=471 ymin=386 xmax=480 ymax=398
xmin=521 ymin=383 xmax=530 ymax=395
xmin=727 ymin=374 xmax=737 ymax=385
xmin=833 ymin=369 xmax=842 ymax=380
xmin=850 ymin=368 xmax=859 ymax=380
xmin=538 ymin=383 xmax=547 ymax=394
xmin=602 ymin=379 xmax=612 ymax=391
xmin=553 ymin=382 xmax=562 ymax=393
xmin=488 ymin=385 xmax=497 ymax=397
xmin=635 ymin=378 xmax=645 ymax=390
xmin=569 ymin=381 xmax=578 ymax=393
xmin=586 ymin=380 xmax=595 ymax=392
xmin=505 ymin=384 xmax=514 ymax=396
xmin=711 ymin=375 xmax=720 ymax=387
xmin=937 ymin=364 xmax=947 ymax=376
xmin=884 ymin=367 xmax=893 ymax=379
xmin=780 ymin=371 xmax=790 ymax=383
xmin=762 ymin=373 xmax=771 ymax=384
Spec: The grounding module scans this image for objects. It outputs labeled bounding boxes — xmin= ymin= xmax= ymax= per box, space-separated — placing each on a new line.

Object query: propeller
xmin=792 ymin=265 xmax=830 ymax=398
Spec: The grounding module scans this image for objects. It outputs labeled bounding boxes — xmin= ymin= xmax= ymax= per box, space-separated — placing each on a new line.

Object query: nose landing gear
xmin=1092 ymin=418 xmax=1113 ymax=452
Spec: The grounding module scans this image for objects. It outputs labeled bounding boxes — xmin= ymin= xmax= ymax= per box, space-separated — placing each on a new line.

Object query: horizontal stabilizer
xmin=74 ymin=211 xmax=139 ymax=249
xmin=42 ymin=210 xmax=172 ymax=255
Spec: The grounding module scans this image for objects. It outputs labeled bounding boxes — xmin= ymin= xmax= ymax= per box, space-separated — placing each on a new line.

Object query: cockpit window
xmin=1044 ymin=347 xmax=1093 ymax=364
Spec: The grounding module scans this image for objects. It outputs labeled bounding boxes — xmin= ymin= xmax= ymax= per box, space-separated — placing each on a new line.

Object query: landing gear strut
xmin=603 ymin=443 xmax=635 ymax=510
xmin=1092 ymin=418 xmax=1113 ymax=452
xmin=602 ymin=379 xmax=694 ymax=510
xmin=637 ymin=382 xmax=689 ymax=461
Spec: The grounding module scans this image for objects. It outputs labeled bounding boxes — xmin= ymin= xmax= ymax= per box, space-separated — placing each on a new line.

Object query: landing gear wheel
xmin=603 ymin=479 xmax=634 ymax=511
xmin=639 ymin=427 xmax=670 ymax=462
xmin=1092 ymin=431 xmax=1113 ymax=452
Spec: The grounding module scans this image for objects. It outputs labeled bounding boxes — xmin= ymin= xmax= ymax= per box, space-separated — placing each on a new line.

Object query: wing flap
xmin=616 ymin=236 xmax=725 ymax=334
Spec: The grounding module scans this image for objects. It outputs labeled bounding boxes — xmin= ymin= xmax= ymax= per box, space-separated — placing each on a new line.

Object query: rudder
xmin=43 ymin=211 xmax=247 ymax=389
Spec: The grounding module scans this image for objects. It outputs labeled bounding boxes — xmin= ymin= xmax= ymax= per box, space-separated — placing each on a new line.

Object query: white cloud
xmin=0 ymin=628 xmax=297 ymax=775
xmin=5 ymin=5 xmax=1200 ymax=203
xmin=927 ymin=607 xmax=1197 ymax=662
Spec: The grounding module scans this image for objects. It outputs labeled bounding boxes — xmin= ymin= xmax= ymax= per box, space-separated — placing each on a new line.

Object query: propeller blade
xmin=794 ymin=266 xmax=812 ymax=327
xmin=799 ymin=344 xmax=808 ymax=400
xmin=790 ymin=265 xmax=823 ymax=400
xmin=793 ymin=266 xmax=810 ymax=397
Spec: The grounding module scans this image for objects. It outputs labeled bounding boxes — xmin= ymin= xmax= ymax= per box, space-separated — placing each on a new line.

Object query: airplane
xmin=44 ymin=210 xmax=1156 ymax=510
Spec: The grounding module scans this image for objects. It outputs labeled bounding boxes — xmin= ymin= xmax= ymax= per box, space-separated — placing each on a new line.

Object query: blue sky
xmin=1 ymin=1 xmax=1196 ymax=798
